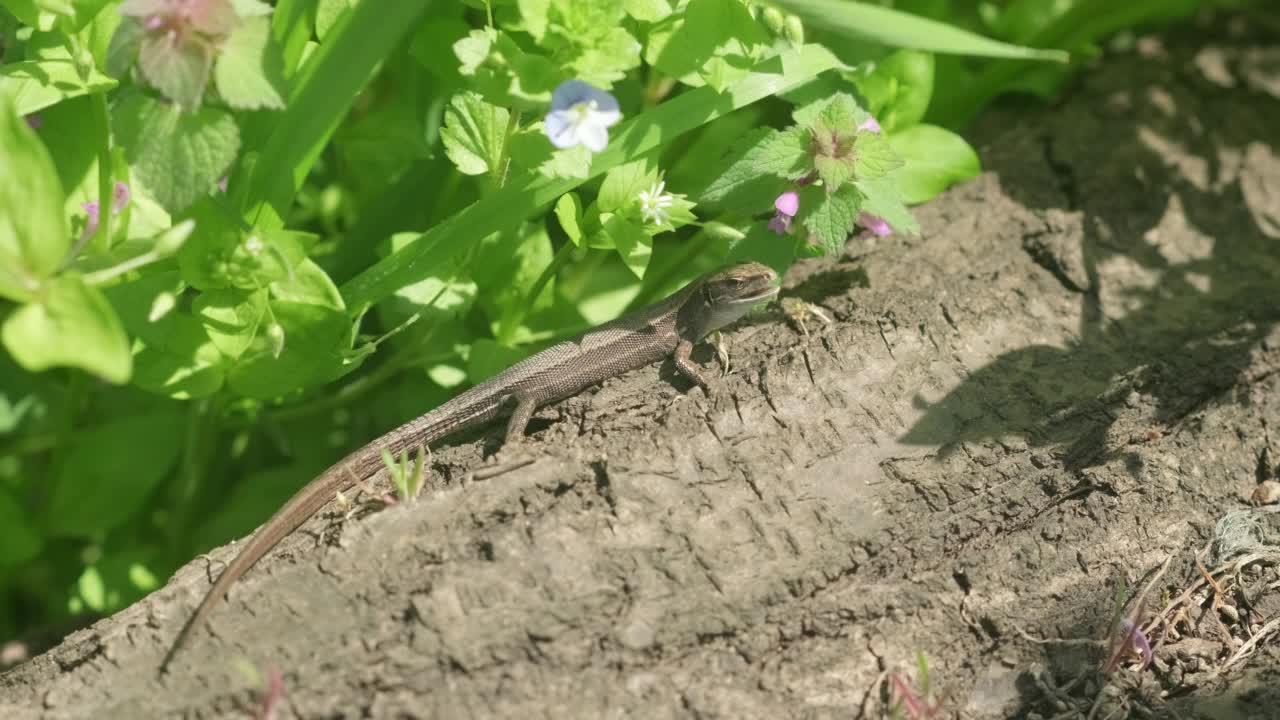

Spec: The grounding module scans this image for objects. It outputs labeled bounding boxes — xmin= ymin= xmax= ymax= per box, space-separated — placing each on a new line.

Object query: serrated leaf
xmin=753 ymin=127 xmax=812 ymax=179
xmin=2 ymin=274 xmax=131 ymax=383
xmin=802 ymin=185 xmax=863 ymax=252
xmin=852 ymin=130 xmax=903 ymax=180
xmin=440 ymin=91 xmax=509 ymax=177
xmin=113 ymin=94 xmax=239 ymax=213
xmin=138 ymin=31 xmax=213 ymax=110
xmin=813 ymin=150 xmax=855 ymax=191
xmin=214 ymin=16 xmax=287 ymax=110
xmin=0 ymin=93 xmax=69 ymax=303
xmin=194 ymin=287 xmax=268 ymax=360
xmin=47 ymin=411 xmax=183 ymax=536
xmin=887 ymin=123 xmax=980 ymax=204
xmin=0 ymin=59 xmax=117 ymax=116
xmin=855 ymin=176 xmax=919 ymax=235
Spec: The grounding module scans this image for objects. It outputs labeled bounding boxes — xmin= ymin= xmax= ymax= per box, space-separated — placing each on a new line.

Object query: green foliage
xmin=0 ymin=0 xmax=1204 ymax=646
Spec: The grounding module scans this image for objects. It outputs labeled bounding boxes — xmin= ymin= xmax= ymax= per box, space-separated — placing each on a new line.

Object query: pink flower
xmin=769 ymin=191 xmax=799 ymax=235
xmin=858 ymin=212 xmax=891 ymax=237
xmin=858 ymin=116 xmax=881 ymax=133
xmin=80 ymin=182 xmax=132 ymax=240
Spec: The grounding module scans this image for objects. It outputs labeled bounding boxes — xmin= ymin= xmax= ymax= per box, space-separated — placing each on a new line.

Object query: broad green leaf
xmin=649 ymin=0 xmax=767 ymax=90
xmin=697 ymin=127 xmax=790 ymax=211
xmin=516 ymin=0 xmax=549 ymax=41
xmin=104 ymin=271 xmax=225 ymax=398
xmin=852 ymin=130 xmax=903 ymax=180
xmin=598 ymin=159 xmax=655 ymax=213
xmin=113 ymin=95 xmax=240 ymax=213
xmin=604 ymin=213 xmax=652 ymax=278
xmin=753 ymin=127 xmax=812 ymax=179
xmin=0 ymin=0 xmax=56 ymax=30
xmin=802 ymin=184 xmax=863 ymax=252
xmin=855 ymin=175 xmax=920 ymax=235
xmin=887 ymin=124 xmax=981 ymax=204
xmin=453 ymin=28 xmax=560 ymax=110
xmin=624 ymin=0 xmax=671 ymax=21
xmin=555 ymin=193 xmax=584 ymax=245
xmin=772 ymin=0 xmax=1068 ymax=61
xmin=440 ymin=92 xmax=510 ymax=177
xmin=2 ymin=274 xmax=131 ymax=383
xmin=0 ymin=490 xmax=41 ymax=568
xmin=194 ymin=288 xmax=269 ymax=360
xmin=225 ymin=301 xmax=353 ymax=399
xmin=215 ymin=16 xmax=288 ymax=110
xmin=270 ymin=256 xmax=344 ymax=310
xmin=139 ymin=30 xmax=214 ymax=110
xmin=0 ymin=60 xmax=116 ymax=116
xmin=47 ymin=411 xmax=183 ymax=536
xmin=343 ymin=43 xmax=843 ymax=311
xmin=0 ymin=94 xmax=69 ymax=303
xmin=853 ymin=49 xmax=934 ymax=131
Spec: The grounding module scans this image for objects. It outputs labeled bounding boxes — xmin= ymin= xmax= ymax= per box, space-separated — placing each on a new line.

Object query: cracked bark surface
xmin=4 ymin=14 xmax=1280 ymax=720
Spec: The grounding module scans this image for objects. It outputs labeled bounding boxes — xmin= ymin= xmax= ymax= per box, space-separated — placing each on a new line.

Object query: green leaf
xmin=270 ymin=256 xmax=345 ymax=310
xmin=225 ymin=301 xmax=354 ymax=400
xmin=554 ymin=193 xmax=584 ymax=245
xmin=46 ymin=411 xmax=183 ymax=537
xmin=887 ymin=124 xmax=981 ymax=204
xmin=103 ymin=271 xmax=225 ymax=399
xmin=853 ymin=49 xmax=934 ymax=131
xmin=454 ymin=28 xmax=560 ymax=110
xmin=194 ymin=288 xmax=269 ymax=360
xmin=852 ymin=130 xmax=903 ymax=180
xmin=598 ymin=158 xmax=655 ymax=213
xmin=440 ymin=92 xmax=510 ymax=177
xmin=0 ymin=59 xmax=117 ymax=116
xmin=772 ymin=0 xmax=1069 ymax=61
xmin=342 ymin=43 xmax=843 ymax=311
xmin=697 ymin=127 xmax=790 ymax=211
xmin=803 ymin=184 xmax=863 ymax=252
xmin=175 ymin=201 xmax=296 ymax=291
xmin=624 ymin=0 xmax=672 ymax=22
xmin=0 ymin=489 xmax=41 ymax=568
xmin=855 ymin=175 xmax=919 ymax=235
xmin=649 ymin=0 xmax=767 ymax=90
xmin=138 ymin=30 xmax=214 ymax=110
xmin=315 ymin=0 xmax=354 ymax=39
xmin=0 ymin=94 xmax=69 ymax=303
xmin=238 ymin=0 xmax=434 ymax=226
xmin=604 ymin=213 xmax=652 ymax=278
xmin=2 ymin=274 xmax=131 ymax=383
xmin=754 ymin=127 xmax=812 ymax=179
xmin=113 ymin=95 xmax=240 ymax=213
xmin=214 ymin=16 xmax=288 ymax=110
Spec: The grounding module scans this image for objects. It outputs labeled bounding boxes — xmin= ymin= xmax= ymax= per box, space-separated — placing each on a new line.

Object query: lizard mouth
xmin=731 ymin=286 xmax=780 ymax=305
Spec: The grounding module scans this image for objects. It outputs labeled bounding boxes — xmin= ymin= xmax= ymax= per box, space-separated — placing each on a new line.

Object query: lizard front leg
xmin=503 ymin=392 xmax=538 ymax=445
xmin=673 ymin=338 xmax=711 ymax=390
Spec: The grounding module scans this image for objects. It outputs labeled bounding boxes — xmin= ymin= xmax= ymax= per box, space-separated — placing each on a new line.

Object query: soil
xmin=4 ymin=11 xmax=1280 ymax=720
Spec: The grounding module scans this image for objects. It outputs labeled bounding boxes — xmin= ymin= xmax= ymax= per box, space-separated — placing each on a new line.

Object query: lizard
xmin=160 ymin=261 xmax=778 ymax=670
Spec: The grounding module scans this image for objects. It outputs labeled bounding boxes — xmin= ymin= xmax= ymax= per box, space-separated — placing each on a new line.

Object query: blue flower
xmin=544 ymin=80 xmax=622 ymax=153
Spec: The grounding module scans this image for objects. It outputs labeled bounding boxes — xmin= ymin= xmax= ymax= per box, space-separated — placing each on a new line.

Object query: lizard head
xmin=688 ymin=261 xmax=779 ymax=337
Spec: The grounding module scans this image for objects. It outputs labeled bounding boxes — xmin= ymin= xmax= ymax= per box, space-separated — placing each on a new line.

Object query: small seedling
xmin=382 ymin=444 xmax=428 ymax=503
xmin=887 ymin=650 xmax=945 ymax=719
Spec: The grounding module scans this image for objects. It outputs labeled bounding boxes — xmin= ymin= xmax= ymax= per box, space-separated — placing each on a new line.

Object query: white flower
xmin=544 ymin=80 xmax=622 ymax=153
xmin=637 ymin=180 xmax=675 ymax=228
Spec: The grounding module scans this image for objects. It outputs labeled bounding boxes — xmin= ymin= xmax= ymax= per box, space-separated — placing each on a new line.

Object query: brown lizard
xmin=161 ymin=261 xmax=778 ymax=669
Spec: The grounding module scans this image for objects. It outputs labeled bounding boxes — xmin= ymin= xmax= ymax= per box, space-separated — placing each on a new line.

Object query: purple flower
xmin=24 ymin=115 xmax=42 ymax=130
xmin=544 ymin=80 xmax=622 ymax=152
xmin=858 ymin=212 xmax=891 ymax=237
xmin=858 ymin=116 xmax=881 ymax=133
xmin=769 ymin=191 xmax=799 ymax=235
xmin=80 ymin=182 xmax=131 ymax=241
xmin=1119 ymin=619 xmax=1153 ymax=670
